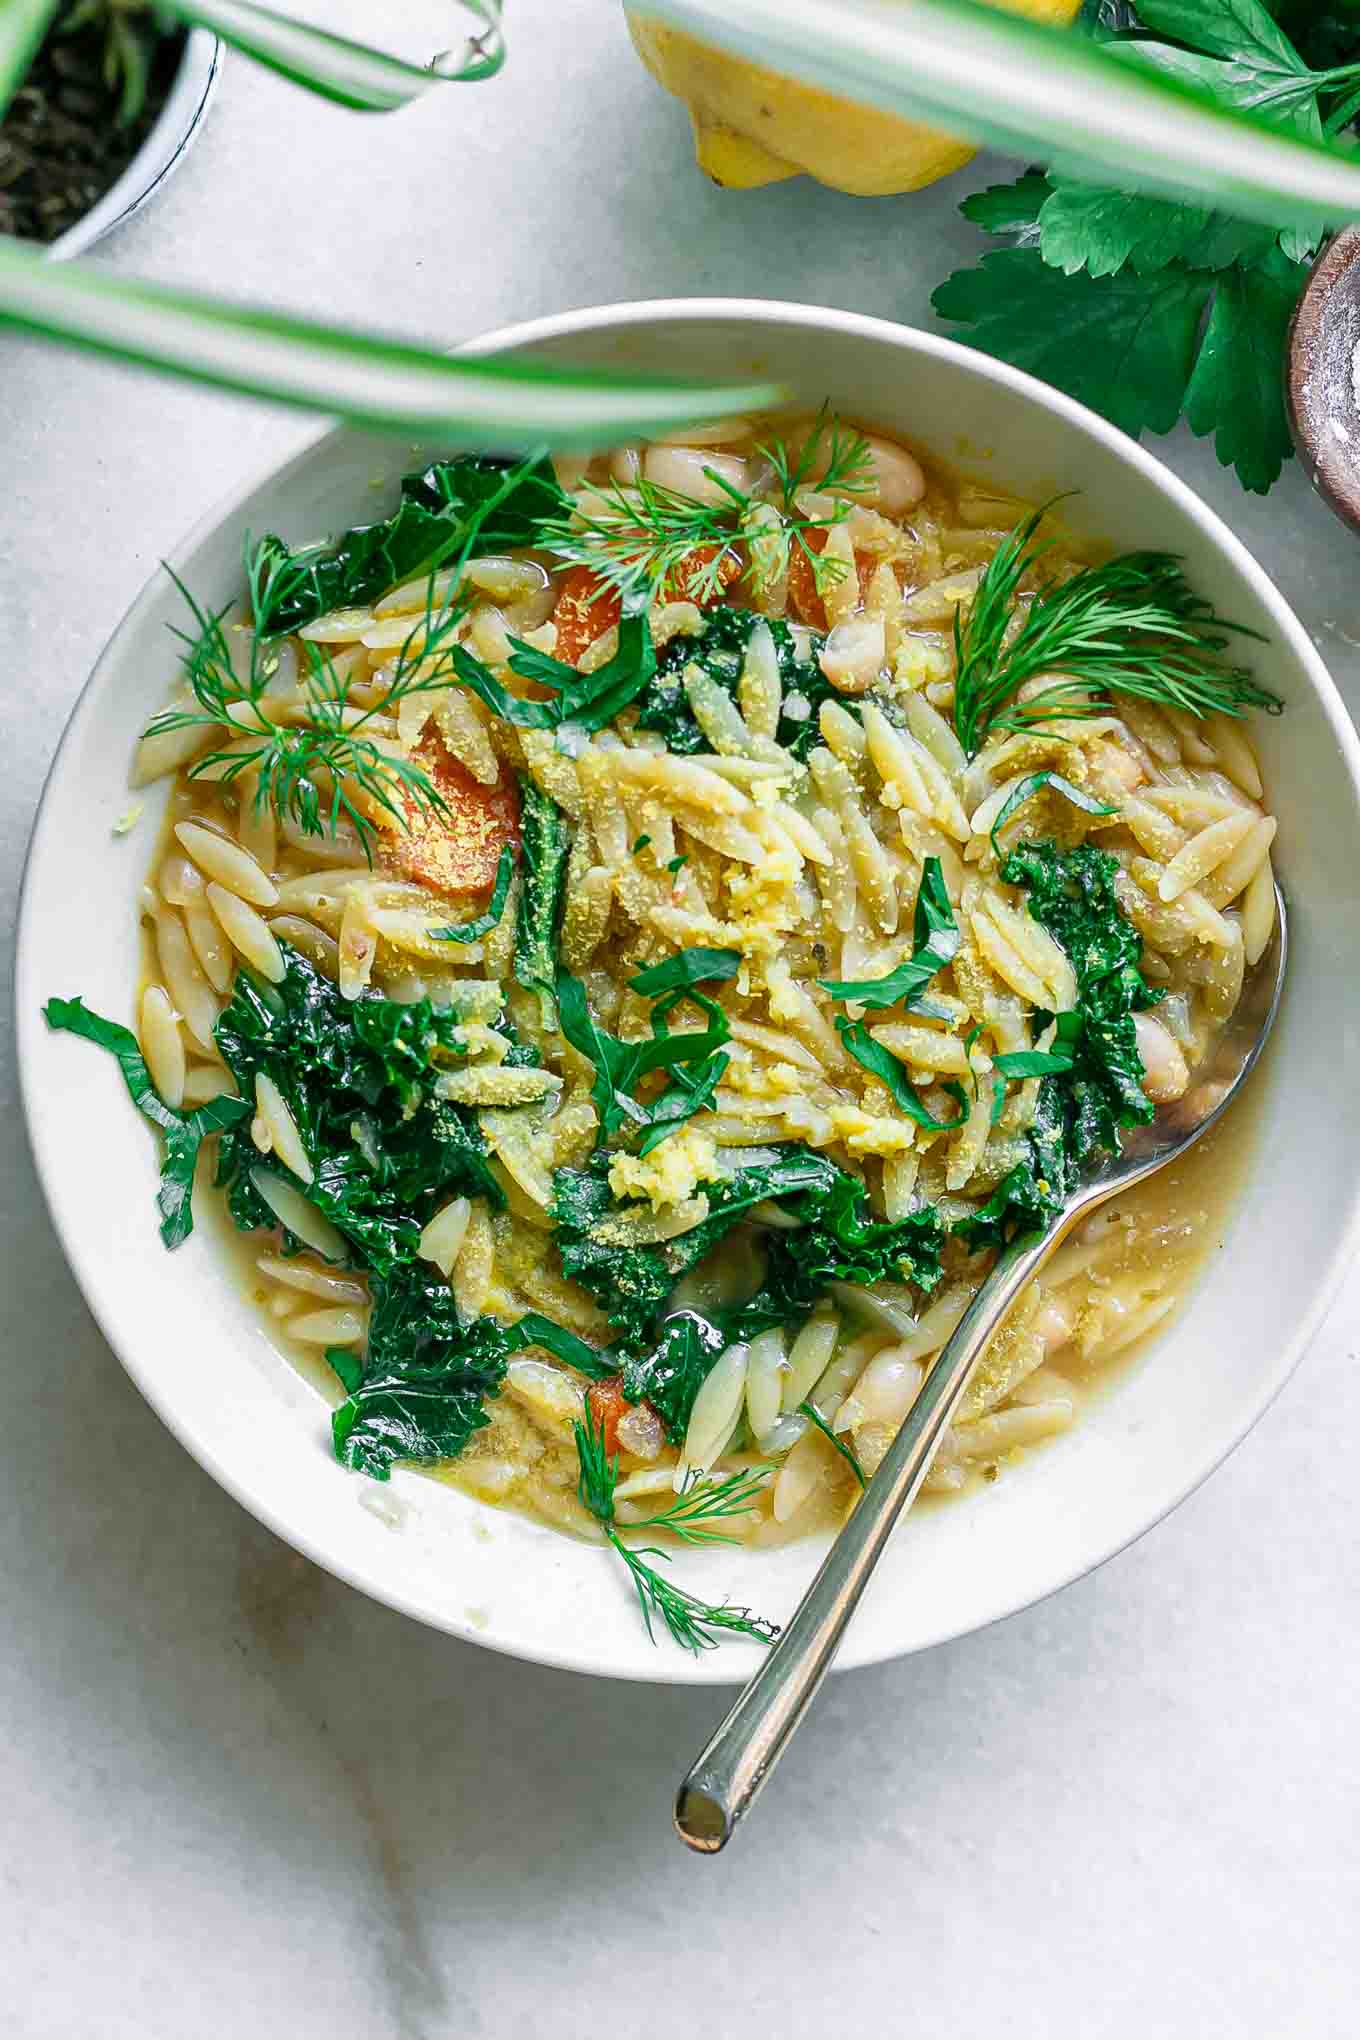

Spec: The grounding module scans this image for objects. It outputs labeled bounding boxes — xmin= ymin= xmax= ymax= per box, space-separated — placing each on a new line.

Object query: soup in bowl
xmin=17 ymin=302 xmax=1360 ymax=1682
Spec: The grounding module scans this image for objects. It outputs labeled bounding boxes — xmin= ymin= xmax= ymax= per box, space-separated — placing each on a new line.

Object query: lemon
xmin=626 ymin=1 xmax=1083 ymax=195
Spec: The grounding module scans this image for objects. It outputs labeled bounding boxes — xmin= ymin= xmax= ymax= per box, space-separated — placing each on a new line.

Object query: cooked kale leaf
xmin=960 ymin=839 xmax=1158 ymax=1247
xmin=257 ymin=454 xmax=564 ymax=637
xmin=635 ymin=605 xmax=834 ymax=759
xmin=332 ymin=1262 xmax=511 ymax=1479
xmin=555 ymin=1147 xmax=944 ymax=1374
xmin=214 ymin=949 xmax=502 ymax=1275
xmin=737 ymin=1163 xmax=945 ymax=1329
xmin=620 ymin=1311 xmax=727 ymax=1442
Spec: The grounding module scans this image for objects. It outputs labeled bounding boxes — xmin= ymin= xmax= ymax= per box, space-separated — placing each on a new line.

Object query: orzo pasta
xmin=46 ymin=410 xmax=1281 ymax=1651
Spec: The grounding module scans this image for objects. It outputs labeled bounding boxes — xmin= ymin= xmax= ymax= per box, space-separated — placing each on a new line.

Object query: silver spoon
xmin=675 ymin=887 xmax=1288 ymax=1854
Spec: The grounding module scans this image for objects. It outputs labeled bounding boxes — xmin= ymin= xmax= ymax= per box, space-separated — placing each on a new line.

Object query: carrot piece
xmin=551 ymin=566 xmax=622 ymax=667
xmin=787 ymin=535 xmax=881 ymax=631
xmin=667 ymin=545 xmax=744 ymax=609
xmin=786 ymin=530 xmax=828 ymax=630
xmin=381 ymin=730 xmax=519 ymax=897
xmin=587 ymin=1375 xmax=634 ymax=1460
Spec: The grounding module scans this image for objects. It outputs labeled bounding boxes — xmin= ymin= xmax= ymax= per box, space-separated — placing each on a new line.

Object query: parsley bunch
xmin=933 ymin=0 xmax=1360 ymax=494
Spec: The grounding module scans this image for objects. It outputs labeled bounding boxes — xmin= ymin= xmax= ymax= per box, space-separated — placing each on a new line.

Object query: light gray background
xmin=2 ymin=6 xmax=1357 ymax=2035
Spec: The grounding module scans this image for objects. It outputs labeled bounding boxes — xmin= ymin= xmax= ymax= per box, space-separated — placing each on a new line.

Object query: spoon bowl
xmin=675 ymin=888 xmax=1289 ymax=1853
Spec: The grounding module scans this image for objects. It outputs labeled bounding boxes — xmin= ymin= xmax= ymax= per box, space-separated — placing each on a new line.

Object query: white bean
xmin=859 ymin=434 xmax=926 ymax=515
xmin=643 ymin=446 xmax=750 ymax=506
xmin=819 ymin=615 xmax=885 ymax=695
xmin=837 ymin=1344 xmax=924 ymax=1431
xmin=616 ymin=1402 xmax=665 ymax=1461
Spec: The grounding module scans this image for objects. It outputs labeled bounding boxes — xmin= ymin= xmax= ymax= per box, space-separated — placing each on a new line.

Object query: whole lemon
xmin=627 ymin=1 xmax=1083 ymax=195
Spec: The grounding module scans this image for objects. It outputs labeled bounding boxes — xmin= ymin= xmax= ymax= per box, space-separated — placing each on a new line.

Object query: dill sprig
xmin=951 ymin=503 xmax=1282 ymax=758
xmin=763 ymin=404 xmax=874 ymax=511
xmin=145 ymin=453 xmax=551 ymax=862
xmin=537 ymin=405 xmax=872 ymax=604
xmin=148 ymin=557 xmax=465 ymax=863
xmin=573 ymin=1404 xmax=779 ymax=1652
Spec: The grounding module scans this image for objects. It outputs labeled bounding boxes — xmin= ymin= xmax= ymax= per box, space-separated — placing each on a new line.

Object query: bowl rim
xmin=48 ymin=27 xmax=221 ymax=263
xmin=17 ymin=295 xmax=1360 ymax=1685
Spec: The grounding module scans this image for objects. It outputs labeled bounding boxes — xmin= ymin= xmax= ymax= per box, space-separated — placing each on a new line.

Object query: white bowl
xmin=17 ymin=300 xmax=1360 ymax=1685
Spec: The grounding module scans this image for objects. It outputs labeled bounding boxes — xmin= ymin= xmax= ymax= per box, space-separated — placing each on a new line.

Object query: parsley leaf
xmin=819 ymin=855 xmax=960 ymax=1009
xmin=430 ymin=842 xmax=514 ymax=944
xmin=933 ymin=0 xmax=1360 ymax=494
xmin=1037 ymin=184 xmax=1212 ymax=279
xmin=834 ymin=1018 xmax=968 ymax=1130
xmin=555 ymin=965 xmax=731 ymax=1146
xmin=451 ymin=585 xmax=656 ymax=736
xmin=1134 ymin=0 xmax=1305 ymax=76
xmin=1183 ymin=246 xmax=1299 ymax=493
xmin=933 ymin=250 xmax=1212 ymax=440
xmin=989 ymin=771 xmax=1116 ymax=857
xmin=629 ymin=948 xmax=741 ymax=996
xmin=506 ymin=1311 xmax=617 ymax=1381
xmin=959 ymin=169 xmax=1053 ymax=232
xmin=798 ymin=1400 xmax=867 ymax=1487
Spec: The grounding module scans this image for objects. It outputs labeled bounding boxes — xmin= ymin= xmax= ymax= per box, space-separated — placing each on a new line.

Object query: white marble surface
xmin=2 ymin=6 xmax=1358 ymax=2034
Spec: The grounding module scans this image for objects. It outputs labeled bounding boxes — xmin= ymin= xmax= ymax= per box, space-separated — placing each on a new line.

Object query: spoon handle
xmin=674 ymin=1226 xmax=1056 ymax=1853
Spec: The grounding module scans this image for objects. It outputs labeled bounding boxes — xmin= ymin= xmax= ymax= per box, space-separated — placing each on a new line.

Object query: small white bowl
xmin=49 ymin=28 xmax=220 ymax=261
xmin=16 ymin=300 xmax=1360 ymax=1685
